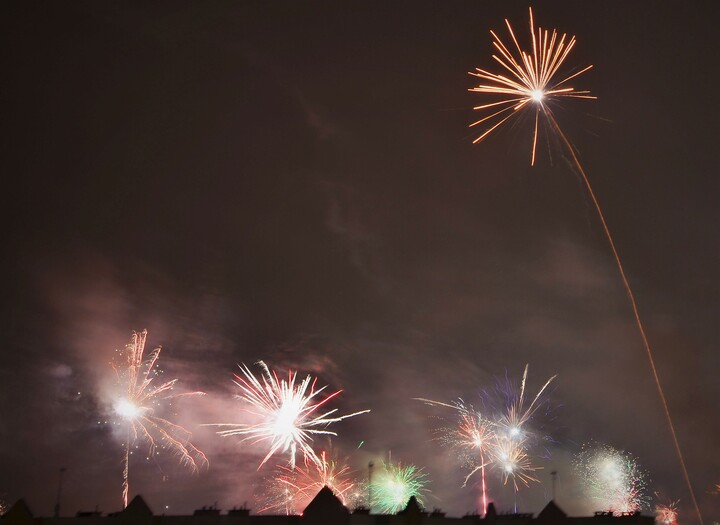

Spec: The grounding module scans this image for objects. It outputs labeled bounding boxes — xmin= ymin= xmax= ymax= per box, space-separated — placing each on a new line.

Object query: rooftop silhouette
xmin=0 ymin=490 xmax=654 ymax=525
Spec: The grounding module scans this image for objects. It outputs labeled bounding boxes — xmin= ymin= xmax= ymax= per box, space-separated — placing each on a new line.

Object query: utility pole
xmin=368 ymin=462 xmax=374 ymax=513
xmin=54 ymin=467 xmax=67 ymax=518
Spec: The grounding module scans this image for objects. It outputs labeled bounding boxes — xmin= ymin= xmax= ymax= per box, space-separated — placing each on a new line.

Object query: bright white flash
xmin=115 ymin=398 xmax=142 ymax=419
xmin=273 ymin=403 xmax=299 ymax=439
xmin=531 ymin=89 xmax=544 ymax=102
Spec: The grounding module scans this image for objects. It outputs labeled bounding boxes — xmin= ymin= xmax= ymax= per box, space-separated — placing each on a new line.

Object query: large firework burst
xmin=212 ymin=361 xmax=369 ymax=469
xmin=469 ymin=7 xmax=594 ymax=165
xmin=575 ymin=443 xmax=649 ymax=514
xmin=111 ymin=330 xmax=207 ymax=508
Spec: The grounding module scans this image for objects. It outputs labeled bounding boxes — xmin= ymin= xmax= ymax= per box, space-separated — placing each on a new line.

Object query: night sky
xmin=1 ymin=1 xmax=719 ymax=522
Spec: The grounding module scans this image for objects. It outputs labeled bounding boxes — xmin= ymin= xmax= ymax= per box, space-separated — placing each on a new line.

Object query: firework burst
xmin=493 ymin=365 xmax=556 ymax=448
xmin=469 ymin=7 xmax=594 ymax=165
xmin=575 ymin=443 xmax=649 ymax=514
xmin=492 ymin=438 xmax=541 ymax=492
xmin=419 ymin=400 xmax=494 ymax=513
xmin=212 ymin=361 xmax=369 ymax=469
xmin=656 ymin=500 xmax=679 ymax=525
xmin=111 ymin=330 xmax=208 ymax=508
xmin=260 ymin=451 xmax=358 ymax=514
xmin=370 ymin=461 xmax=430 ymax=515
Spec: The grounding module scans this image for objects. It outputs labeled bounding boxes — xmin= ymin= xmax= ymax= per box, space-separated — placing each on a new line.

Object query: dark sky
xmin=1 ymin=1 xmax=718 ymax=522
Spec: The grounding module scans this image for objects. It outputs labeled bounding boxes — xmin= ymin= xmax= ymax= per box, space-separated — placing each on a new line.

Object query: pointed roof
xmin=400 ymin=496 xmax=425 ymax=515
xmin=123 ymin=495 xmax=153 ymax=516
xmin=302 ymin=486 xmax=349 ymax=523
xmin=2 ymin=500 xmax=34 ymax=525
xmin=538 ymin=500 xmax=567 ymax=521
xmin=120 ymin=495 xmax=153 ymax=525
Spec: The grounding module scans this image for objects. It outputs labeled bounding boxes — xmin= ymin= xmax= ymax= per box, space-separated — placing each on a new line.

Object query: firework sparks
xmin=111 ymin=330 xmax=208 ymax=508
xmin=260 ymin=451 xmax=358 ymax=514
xmin=492 ymin=438 xmax=542 ymax=492
xmin=452 ymin=403 xmax=495 ymax=512
xmin=469 ymin=9 xmax=702 ymax=524
xmin=493 ymin=365 xmax=556 ymax=448
xmin=488 ymin=366 xmax=554 ymax=499
xmin=370 ymin=461 xmax=430 ymax=515
xmin=418 ymin=365 xmax=554 ymax=509
xmin=212 ymin=361 xmax=369 ymax=469
xmin=418 ymin=400 xmax=494 ymax=513
xmin=656 ymin=500 xmax=679 ymax=525
xmin=575 ymin=443 xmax=649 ymax=515
xmin=468 ymin=7 xmax=594 ymax=165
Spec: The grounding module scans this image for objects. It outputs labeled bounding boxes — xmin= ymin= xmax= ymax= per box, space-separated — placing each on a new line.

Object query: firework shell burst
xmin=575 ymin=443 xmax=649 ymax=515
xmin=437 ymin=401 xmax=496 ymax=477
xmin=212 ymin=361 xmax=369 ymax=470
xmin=370 ymin=461 xmax=430 ymax=515
xmin=111 ymin=330 xmax=208 ymax=508
xmin=469 ymin=7 xmax=594 ymax=165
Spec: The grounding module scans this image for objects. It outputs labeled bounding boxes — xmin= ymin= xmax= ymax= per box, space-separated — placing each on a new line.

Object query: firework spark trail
xmin=547 ymin=112 xmax=703 ymax=525
xmin=260 ymin=451 xmax=358 ymax=514
xmin=370 ymin=461 xmax=430 ymax=514
xmin=211 ymin=361 xmax=369 ymax=470
xmin=112 ymin=330 xmax=208 ymax=508
xmin=575 ymin=443 xmax=649 ymax=515
xmin=468 ymin=9 xmax=702 ymax=523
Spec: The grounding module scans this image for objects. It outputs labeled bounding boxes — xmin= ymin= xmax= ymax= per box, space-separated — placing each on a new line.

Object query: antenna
xmin=368 ymin=461 xmax=374 ymax=513
xmin=54 ymin=467 xmax=67 ymax=518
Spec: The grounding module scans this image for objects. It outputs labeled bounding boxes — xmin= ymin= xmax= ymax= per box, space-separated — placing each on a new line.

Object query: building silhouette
xmin=0 ymin=488 xmax=654 ymax=525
